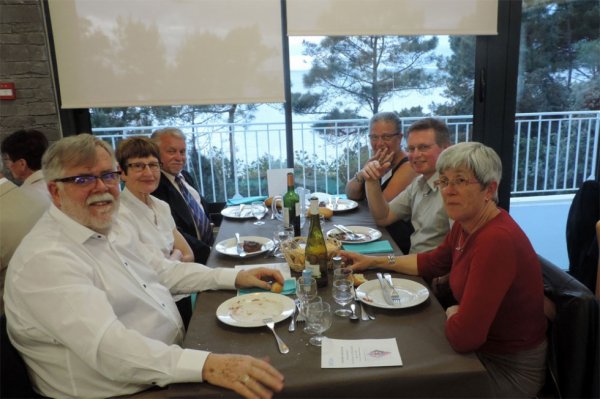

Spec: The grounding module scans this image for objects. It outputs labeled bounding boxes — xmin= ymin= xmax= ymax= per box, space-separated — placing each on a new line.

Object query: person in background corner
xmin=116 ymin=136 xmax=196 ymax=327
xmin=0 ymin=165 xmax=48 ymax=314
xmin=343 ymin=142 xmax=547 ymax=398
xmin=4 ymin=134 xmax=284 ymax=399
xmin=151 ymin=128 xmax=213 ymax=264
xmin=1 ymin=129 xmax=51 ymax=202
xmin=345 ymin=112 xmax=418 ymax=253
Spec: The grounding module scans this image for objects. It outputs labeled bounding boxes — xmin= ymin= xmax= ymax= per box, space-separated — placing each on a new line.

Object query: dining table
xmin=164 ymin=199 xmax=492 ymax=398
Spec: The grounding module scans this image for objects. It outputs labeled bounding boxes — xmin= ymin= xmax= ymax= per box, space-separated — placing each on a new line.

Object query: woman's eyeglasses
xmin=54 ymin=171 xmax=121 ymax=187
xmin=369 ymin=133 xmax=399 ymax=142
xmin=434 ymin=177 xmax=480 ymax=189
xmin=127 ymin=162 xmax=161 ymax=172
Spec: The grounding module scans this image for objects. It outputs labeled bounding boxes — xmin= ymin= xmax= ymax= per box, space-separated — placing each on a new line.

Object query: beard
xmin=59 ymin=192 xmax=119 ymax=235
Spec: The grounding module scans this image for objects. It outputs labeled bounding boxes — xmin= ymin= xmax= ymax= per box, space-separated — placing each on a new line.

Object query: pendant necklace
xmin=455 ymin=205 xmax=499 ymax=253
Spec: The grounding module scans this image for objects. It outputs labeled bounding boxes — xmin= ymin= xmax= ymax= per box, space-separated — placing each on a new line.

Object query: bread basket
xmin=280 ymin=236 xmax=341 ymax=272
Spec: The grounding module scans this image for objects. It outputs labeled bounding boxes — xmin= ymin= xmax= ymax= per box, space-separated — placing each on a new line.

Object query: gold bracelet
xmin=387 ymin=254 xmax=396 ymax=265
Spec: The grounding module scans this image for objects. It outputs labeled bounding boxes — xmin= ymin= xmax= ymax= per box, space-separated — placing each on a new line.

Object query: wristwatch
xmin=354 ymin=171 xmax=365 ymax=184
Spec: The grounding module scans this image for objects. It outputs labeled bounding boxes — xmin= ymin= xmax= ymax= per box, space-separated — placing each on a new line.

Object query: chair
xmin=540 ymin=255 xmax=599 ymax=398
xmin=566 ymin=180 xmax=599 ymax=293
xmin=0 ymin=313 xmax=39 ymax=398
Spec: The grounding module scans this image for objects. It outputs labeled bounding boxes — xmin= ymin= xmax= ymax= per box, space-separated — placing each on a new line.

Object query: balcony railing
xmin=95 ymin=111 xmax=599 ymax=202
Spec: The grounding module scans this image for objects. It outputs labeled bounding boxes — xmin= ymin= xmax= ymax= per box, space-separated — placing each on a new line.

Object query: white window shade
xmin=47 ymin=0 xmax=284 ymax=109
xmin=287 ymin=0 xmax=498 ymax=36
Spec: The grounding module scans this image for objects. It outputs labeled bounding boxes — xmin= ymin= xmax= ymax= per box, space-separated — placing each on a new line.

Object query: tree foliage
xmin=298 ymin=36 xmax=441 ymax=115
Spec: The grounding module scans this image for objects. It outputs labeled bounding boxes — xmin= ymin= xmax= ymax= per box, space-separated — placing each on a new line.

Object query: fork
xmin=383 ymin=273 xmax=402 ymax=305
xmin=263 ymin=318 xmax=290 ymax=354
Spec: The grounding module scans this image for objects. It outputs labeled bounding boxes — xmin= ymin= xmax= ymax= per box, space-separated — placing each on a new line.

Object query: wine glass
xmin=332 ymin=268 xmax=354 ymax=317
xmin=306 ymin=301 xmax=333 ymax=346
xmin=251 ymin=201 xmax=267 ymax=225
xmin=296 ymin=277 xmax=318 ymax=333
xmin=273 ymin=225 xmax=294 ymax=259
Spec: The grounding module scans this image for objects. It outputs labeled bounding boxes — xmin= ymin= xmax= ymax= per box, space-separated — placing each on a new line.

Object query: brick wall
xmin=0 ymin=0 xmax=61 ymax=144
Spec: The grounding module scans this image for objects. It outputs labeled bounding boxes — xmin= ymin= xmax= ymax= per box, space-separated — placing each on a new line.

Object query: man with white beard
xmin=4 ymin=134 xmax=284 ymax=399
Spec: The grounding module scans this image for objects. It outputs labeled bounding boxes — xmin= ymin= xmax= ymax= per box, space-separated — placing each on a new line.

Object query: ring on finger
xmin=240 ymin=374 xmax=250 ymax=385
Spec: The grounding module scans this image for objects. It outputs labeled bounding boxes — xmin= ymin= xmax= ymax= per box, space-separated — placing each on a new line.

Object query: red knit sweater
xmin=418 ymin=209 xmax=547 ymax=354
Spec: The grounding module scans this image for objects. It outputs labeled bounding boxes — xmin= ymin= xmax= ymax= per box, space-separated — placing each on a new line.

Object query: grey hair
xmin=151 ymin=127 xmax=186 ymax=142
xmin=42 ymin=133 xmax=115 ymax=181
xmin=369 ymin=112 xmax=401 ymax=133
xmin=436 ymin=141 xmax=502 ymax=202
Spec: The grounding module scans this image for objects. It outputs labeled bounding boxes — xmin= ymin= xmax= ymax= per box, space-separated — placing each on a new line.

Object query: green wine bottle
xmin=282 ymin=172 xmax=301 ymax=236
xmin=305 ymin=196 xmax=328 ymax=287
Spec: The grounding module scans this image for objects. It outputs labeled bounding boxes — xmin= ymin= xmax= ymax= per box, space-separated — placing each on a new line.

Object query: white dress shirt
xmin=388 ymin=172 xmax=453 ymax=253
xmin=4 ymin=204 xmax=237 ymax=398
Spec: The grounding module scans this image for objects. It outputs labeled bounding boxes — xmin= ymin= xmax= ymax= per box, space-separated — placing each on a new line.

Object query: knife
xmin=376 ymin=272 xmax=395 ymax=306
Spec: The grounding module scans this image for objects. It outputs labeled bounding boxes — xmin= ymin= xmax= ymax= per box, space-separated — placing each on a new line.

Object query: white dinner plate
xmin=216 ymin=292 xmax=295 ymax=327
xmin=221 ymin=205 xmax=255 ymax=219
xmin=326 ymin=226 xmax=382 ymax=243
xmin=215 ymin=236 xmax=274 ymax=258
xmin=356 ymin=278 xmax=429 ymax=309
xmin=325 ymin=198 xmax=358 ymax=212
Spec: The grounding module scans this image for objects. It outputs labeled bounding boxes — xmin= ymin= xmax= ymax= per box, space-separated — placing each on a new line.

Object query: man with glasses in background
xmin=363 ymin=118 xmax=453 ymax=252
xmin=345 ymin=112 xmax=417 ymax=253
xmin=4 ymin=134 xmax=284 ymax=399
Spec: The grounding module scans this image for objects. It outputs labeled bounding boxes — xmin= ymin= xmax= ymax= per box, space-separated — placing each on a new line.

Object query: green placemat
xmin=238 ymin=278 xmax=296 ymax=296
xmin=226 ymin=196 xmax=268 ymax=206
xmin=342 ymin=240 xmax=394 ymax=254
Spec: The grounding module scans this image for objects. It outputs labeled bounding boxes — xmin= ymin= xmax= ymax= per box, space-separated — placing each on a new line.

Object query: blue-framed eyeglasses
xmin=54 ymin=171 xmax=120 ymax=187
xmin=127 ymin=162 xmax=161 ymax=172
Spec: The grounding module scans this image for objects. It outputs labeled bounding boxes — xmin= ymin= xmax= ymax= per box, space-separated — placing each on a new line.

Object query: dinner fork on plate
xmin=263 ymin=318 xmax=289 ymax=354
xmin=383 ymin=273 xmax=402 ymax=305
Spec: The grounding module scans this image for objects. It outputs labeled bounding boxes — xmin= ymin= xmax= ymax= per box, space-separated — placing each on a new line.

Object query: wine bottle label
xmin=283 ymin=208 xmax=290 ymax=226
xmin=305 ymin=261 xmax=321 ymax=278
xmin=295 ymin=202 xmax=301 ymax=215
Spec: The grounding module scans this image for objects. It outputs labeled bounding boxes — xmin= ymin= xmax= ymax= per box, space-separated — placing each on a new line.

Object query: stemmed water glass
xmin=251 ymin=201 xmax=267 ymax=225
xmin=273 ymin=225 xmax=294 ymax=259
xmin=305 ymin=301 xmax=333 ymax=346
xmin=332 ymin=268 xmax=354 ymax=317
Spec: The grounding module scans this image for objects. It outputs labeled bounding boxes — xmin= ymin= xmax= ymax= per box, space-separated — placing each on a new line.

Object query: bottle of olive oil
xmin=283 ymin=172 xmax=301 ymax=236
xmin=304 ymin=196 xmax=328 ymax=287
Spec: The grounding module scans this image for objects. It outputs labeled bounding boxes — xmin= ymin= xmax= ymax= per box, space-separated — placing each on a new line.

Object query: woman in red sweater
xmin=342 ymin=142 xmax=547 ymax=398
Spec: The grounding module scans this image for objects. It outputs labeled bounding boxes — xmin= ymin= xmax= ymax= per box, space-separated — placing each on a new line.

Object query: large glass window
xmin=509 ymin=0 xmax=599 ymax=268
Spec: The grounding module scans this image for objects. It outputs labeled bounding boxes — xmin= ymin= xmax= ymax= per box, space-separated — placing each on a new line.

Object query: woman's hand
xmin=235 ymin=268 xmax=284 ymax=290
xmin=339 ymin=250 xmax=375 ymax=272
xmin=203 ymin=354 xmax=284 ymax=399
xmin=446 ymin=305 xmax=460 ymax=320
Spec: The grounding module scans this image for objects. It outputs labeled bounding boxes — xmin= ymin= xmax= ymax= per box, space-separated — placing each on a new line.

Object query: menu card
xmin=321 ymin=338 xmax=403 ymax=368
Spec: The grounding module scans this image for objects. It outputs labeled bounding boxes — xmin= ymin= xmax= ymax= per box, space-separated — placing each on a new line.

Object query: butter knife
xmin=376 ymin=272 xmax=395 ymax=306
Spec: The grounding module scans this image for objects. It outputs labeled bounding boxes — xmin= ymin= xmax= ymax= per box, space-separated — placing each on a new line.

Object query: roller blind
xmin=287 ymin=0 xmax=498 ymax=36
xmin=47 ymin=0 xmax=284 ymax=109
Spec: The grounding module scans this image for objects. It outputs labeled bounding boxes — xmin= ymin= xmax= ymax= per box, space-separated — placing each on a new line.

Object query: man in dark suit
xmin=151 ymin=128 xmax=213 ymax=265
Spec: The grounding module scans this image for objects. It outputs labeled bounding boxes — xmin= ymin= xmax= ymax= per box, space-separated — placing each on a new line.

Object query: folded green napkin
xmin=238 ymin=278 xmax=296 ymax=296
xmin=342 ymin=240 xmax=394 ymax=254
xmin=226 ymin=196 xmax=268 ymax=206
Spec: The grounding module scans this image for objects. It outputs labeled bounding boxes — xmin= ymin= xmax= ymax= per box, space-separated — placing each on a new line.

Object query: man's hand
xmin=362 ymin=160 xmax=391 ymax=182
xmin=339 ymin=250 xmax=375 ymax=272
xmin=235 ymin=268 xmax=284 ymax=290
xmin=203 ymin=354 xmax=284 ymax=399
xmin=446 ymin=305 xmax=459 ymax=320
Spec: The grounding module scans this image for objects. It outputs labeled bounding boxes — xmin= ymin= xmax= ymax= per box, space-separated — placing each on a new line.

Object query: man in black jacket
xmin=151 ymin=128 xmax=213 ymax=265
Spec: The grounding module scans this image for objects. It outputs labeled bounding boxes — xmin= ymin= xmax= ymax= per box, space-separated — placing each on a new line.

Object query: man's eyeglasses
xmin=404 ymin=144 xmax=435 ymax=153
xmin=434 ymin=177 xmax=480 ymax=189
xmin=127 ymin=162 xmax=161 ymax=172
xmin=369 ymin=133 xmax=400 ymax=142
xmin=54 ymin=171 xmax=121 ymax=187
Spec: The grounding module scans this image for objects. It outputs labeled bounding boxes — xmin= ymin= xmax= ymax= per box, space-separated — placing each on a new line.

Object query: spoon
xmin=235 ymin=233 xmax=247 ymax=257
xmin=349 ymin=303 xmax=359 ymax=321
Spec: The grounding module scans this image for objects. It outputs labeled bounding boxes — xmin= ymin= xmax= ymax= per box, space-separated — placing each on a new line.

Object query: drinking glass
xmin=296 ymin=277 xmax=319 ymax=334
xmin=332 ymin=268 xmax=354 ymax=317
xmin=306 ymin=301 xmax=333 ymax=346
xmin=251 ymin=201 xmax=267 ymax=225
xmin=273 ymin=225 xmax=294 ymax=259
